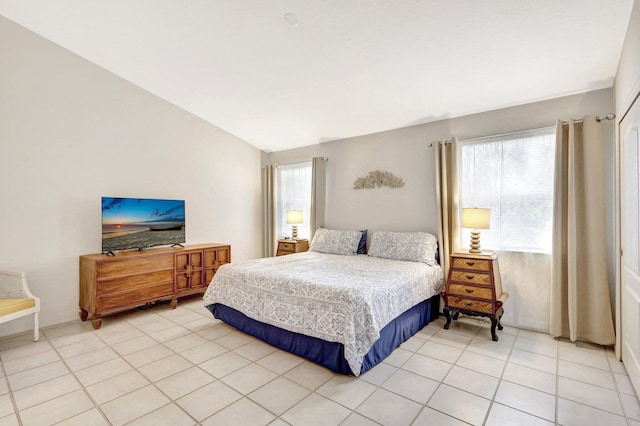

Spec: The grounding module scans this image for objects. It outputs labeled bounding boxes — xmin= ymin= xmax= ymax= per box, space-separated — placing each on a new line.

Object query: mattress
xmin=203 ymin=251 xmax=444 ymax=375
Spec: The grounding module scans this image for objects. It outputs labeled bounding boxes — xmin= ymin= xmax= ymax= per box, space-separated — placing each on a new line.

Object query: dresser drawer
xmin=452 ymin=257 xmax=491 ymax=272
xmin=98 ymin=270 xmax=174 ymax=294
xmin=97 ymin=254 xmax=174 ymax=277
xmin=450 ymin=271 xmax=492 ymax=286
xmin=448 ymin=284 xmax=493 ymax=300
xmin=447 ymin=296 xmax=494 ymax=314
xmin=96 ymin=282 xmax=174 ymax=311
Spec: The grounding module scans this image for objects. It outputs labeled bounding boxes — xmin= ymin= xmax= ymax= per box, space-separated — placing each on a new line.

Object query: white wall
xmin=0 ymin=16 xmax=263 ymax=335
xmin=267 ymin=89 xmax=614 ymax=235
xmin=616 ymin=0 xmax=640 ymax=116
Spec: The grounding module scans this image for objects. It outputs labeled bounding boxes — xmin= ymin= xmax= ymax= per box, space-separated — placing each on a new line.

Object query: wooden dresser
xmin=79 ymin=243 xmax=230 ymax=329
xmin=441 ymin=251 xmax=508 ymax=341
xmin=276 ymin=239 xmax=309 ymax=256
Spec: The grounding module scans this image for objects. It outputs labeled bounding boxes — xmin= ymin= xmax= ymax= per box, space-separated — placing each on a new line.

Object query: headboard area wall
xmin=265 ymin=88 xmax=614 ymax=242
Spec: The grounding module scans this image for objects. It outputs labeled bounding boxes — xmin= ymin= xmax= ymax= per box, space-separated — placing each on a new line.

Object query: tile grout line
xmin=481 ymin=325 xmax=517 ymax=426
xmin=109 ymin=308 xmax=207 ymax=425
xmin=0 ymin=302 xmax=635 ymax=426
xmin=0 ymin=345 xmax=22 ymax=426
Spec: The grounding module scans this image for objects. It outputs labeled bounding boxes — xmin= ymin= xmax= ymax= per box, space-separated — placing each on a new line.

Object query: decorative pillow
xmin=367 ymin=231 xmax=438 ymax=265
xmin=357 ymin=230 xmax=368 ymax=254
xmin=309 ymin=228 xmax=363 ymax=256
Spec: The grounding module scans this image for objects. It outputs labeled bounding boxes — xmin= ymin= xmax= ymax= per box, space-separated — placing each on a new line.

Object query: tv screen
xmin=101 ymin=197 xmax=185 ymax=253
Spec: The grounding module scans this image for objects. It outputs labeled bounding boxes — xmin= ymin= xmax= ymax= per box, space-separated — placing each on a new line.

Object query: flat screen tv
xmin=101 ymin=197 xmax=185 ymax=253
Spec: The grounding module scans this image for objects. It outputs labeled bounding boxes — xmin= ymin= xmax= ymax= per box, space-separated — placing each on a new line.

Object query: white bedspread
xmin=203 ymin=251 xmax=444 ymax=375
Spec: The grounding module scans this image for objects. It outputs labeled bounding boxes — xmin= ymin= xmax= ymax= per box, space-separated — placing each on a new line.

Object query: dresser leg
xmin=91 ymin=318 xmax=102 ymax=330
xmin=443 ymin=308 xmax=452 ymax=330
xmin=490 ymin=317 xmax=499 ymax=341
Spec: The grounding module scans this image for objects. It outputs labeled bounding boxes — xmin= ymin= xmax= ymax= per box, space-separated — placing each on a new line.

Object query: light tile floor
xmin=0 ymin=296 xmax=637 ymax=425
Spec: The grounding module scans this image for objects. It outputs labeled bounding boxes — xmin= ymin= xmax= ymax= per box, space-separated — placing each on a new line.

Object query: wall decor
xmin=353 ymin=170 xmax=405 ymax=189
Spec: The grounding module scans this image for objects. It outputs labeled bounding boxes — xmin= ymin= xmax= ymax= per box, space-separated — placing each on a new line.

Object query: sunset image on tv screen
xmin=101 ymin=197 xmax=185 ymax=252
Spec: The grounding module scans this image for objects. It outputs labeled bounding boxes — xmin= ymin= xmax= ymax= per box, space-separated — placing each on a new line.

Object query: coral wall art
xmin=353 ymin=170 xmax=405 ymax=189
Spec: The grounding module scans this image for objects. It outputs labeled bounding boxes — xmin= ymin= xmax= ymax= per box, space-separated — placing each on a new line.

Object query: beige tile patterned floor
xmin=0 ymin=296 xmax=637 ymax=425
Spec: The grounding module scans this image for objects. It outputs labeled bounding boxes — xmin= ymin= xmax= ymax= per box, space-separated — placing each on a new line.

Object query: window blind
xmin=459 ymin=128 xmax=556 ymax=253
xmin=276 ymin=161 xmax=312 ymax=240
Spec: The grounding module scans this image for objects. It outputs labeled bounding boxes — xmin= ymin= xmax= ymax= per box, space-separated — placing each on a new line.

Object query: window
xmin=276 ymin=161 xmax=312 ymax=240
xmin=459 ymin=128 xmax=556 ymax=253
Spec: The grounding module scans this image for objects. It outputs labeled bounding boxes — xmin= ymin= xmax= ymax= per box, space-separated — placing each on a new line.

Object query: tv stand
xmin=79 ymin=243 xmax=230 ymax=329
xmin=171 ymin=243 xmax=184 ymax=248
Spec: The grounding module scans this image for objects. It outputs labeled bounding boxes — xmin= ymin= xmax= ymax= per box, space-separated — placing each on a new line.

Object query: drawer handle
xmin=466 ymin=275 xmax=474 ymax=280
xmin=466 ymin=261 xmax=475 ymax=266
xmin=465 ymin=302 xmax=474 ymax=307
xmin=465 ymin=288 xmax=474 ymax=293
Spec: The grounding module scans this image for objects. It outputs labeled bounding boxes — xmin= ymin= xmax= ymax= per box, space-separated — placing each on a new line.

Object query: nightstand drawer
xmin=448 ymin=284 xmax=493 ymax=300
xmin=447 ymin=296 xmax=494 ymax=314
xmin=452 ymin=257 xmax=491 ymax=272
xmin=450 ymin=271 xmax=492 ymax=285
xmin=279 ymin=242 xmax=295 ymax=251
xmin=276 ymin=239 xmax=309 ymax=256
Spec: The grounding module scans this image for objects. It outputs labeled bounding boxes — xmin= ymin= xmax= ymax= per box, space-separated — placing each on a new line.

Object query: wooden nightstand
xmin=276 ymin=239 xmax=309 ymax=256
xmin=441 ymin=252 xmax=508 ymax=341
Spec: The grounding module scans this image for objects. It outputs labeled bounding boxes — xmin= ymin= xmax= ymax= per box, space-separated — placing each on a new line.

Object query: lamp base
xmin=469 ymin=230 xmax=481 ymax=253
xmin=291 ymin=225 xmax=298 ymax=240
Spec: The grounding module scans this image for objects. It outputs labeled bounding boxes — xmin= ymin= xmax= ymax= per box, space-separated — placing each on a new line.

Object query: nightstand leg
xmin=443 ymin=308 xmax=452 ymax=330
xmin=490 ymin=317 xmax=499 ymax=341
xmin=497 ymin=309 xmax=504 ymax=331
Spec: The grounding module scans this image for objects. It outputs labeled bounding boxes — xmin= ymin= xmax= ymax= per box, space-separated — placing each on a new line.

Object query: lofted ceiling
xmin=0 ymin=1 xmax=635 ymax=152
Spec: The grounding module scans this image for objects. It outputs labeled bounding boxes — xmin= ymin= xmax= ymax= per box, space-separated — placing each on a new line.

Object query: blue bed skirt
xmin=206 ymin=294 xmax=440 ymax=376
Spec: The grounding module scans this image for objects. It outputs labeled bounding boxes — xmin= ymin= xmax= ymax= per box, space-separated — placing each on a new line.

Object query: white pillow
xmin=367 ymin=231 xmax=438 ymax=265
xmin=309 ymin=228 xmax=363 ymax=256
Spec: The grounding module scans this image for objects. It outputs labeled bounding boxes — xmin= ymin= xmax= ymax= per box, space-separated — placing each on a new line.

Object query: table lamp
xmin=286 ymin=210 xmax=303 ymax=240
xmin=461 ymin=208 xmax=490 ymax=253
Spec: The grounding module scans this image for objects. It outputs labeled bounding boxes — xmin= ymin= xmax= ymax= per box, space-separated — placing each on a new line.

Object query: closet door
xmin=621 ymin=94 xmax=640 ymax=395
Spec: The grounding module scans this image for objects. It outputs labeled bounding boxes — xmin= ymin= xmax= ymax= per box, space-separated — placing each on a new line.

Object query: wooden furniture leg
xmin=490 ymin=316 xmax=499 ymax=341
xmin=91 ymin=317 xmax=102 ymax=330
xmin=443 ymin=307 xmax=453 ymax=330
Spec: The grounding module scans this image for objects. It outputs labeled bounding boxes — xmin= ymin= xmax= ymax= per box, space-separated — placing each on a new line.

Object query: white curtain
xmin=550 ymin=117 xmax=615 ymax=345
xmin=262 ymin=165 xmax=276 ymax=257
xmin=434 ymin=138 xmax=460 ymax=277
xmin=310 ymin=157 xmax=327 ymax=241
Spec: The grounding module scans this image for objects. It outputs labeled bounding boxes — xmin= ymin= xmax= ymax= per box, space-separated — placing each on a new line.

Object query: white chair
xmin=0 ymin=270 xmax=40 ymax=341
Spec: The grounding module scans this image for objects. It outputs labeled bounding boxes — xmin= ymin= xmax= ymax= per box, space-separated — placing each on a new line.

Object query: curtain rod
xmin=427 ymin=139 xmax=452 ymax=147
xmin=562 ymin=112 xmax=615 ymax=125
xmin=262 ymin=157 xmax=328 ymax=168
xmin=427 ymin=113 xmax=616 ymax=147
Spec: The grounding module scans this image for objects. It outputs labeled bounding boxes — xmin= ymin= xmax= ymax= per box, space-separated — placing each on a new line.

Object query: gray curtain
xmin=310 ymin=157 xmax=327 ymax=241
xmin=262 ymin=164 xmax=276 ymax=257
xmin=434 ymin=138 xmax=460 ymax=277
xmin=550 ymin=117 xmax=615 ymax=345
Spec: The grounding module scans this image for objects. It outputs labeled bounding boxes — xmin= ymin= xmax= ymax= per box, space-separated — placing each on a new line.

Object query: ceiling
xmin=0 ymin=1 xmax=635 ymax=152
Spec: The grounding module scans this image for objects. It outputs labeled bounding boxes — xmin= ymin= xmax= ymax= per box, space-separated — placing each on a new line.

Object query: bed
xmin=203 ymin=229 xmax=444 ymax=376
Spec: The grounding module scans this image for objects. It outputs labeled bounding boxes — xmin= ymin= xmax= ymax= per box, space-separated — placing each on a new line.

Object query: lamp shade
xmin=461 ymin=208 xmax=490 ymax=229
xmin=286 ymin=210 xmax=303 ymax=225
